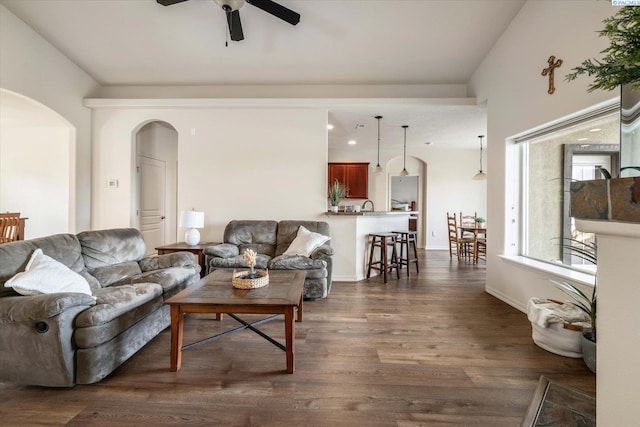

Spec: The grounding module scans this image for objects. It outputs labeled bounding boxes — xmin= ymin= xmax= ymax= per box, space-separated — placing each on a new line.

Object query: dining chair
xmin=474 ymin=236 xmax=486 ymax=264
xmin=0 ymin=212 xmax=23 ymax=243
xmin=447 ymin=212 xmax=475 ymax=261
xmin=459 ymin=212 xmax=477 ymax=238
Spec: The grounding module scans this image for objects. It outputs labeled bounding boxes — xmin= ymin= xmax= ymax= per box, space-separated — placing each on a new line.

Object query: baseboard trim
xmin=485 ymin=285 xmax=526 ymax=314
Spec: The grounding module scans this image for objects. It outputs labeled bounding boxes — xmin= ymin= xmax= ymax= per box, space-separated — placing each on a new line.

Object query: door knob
xmin=161 ymin=216 xmax=166 ymax=220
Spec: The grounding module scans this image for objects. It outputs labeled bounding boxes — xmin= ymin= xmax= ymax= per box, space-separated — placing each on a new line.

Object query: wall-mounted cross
xmin=541 ymin=55 xmax=563 ymax=95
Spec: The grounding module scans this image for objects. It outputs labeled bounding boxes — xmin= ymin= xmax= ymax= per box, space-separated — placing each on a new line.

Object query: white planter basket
xmin=531 ymin=322 xmax=583 ymax=358
xmin=527 ymin=298 xmax=589 ymax=358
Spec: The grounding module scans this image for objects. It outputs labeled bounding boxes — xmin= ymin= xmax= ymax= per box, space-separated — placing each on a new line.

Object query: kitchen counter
xmin=325 ymin=210 xmax=418 ymax=216
xmin=323 ymin=211 xmax=416 ymax=282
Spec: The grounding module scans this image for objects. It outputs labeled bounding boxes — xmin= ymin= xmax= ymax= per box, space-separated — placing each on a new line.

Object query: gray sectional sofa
xmin=205 ymin=220 xmax=333 ymax=299
xmin=0 ymin=228 xmax=200 ymax=387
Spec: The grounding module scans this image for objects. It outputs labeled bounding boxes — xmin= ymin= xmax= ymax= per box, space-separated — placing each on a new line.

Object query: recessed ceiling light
xmin=424 ymin=141 xmax=433 ymax=145
xmin=578 ymin=137 xmax=588 ymax=141
xmin=348 ymin=140 xmax=357 ymax=145
xmin=589 ymin=128 xmax=601 ymax=132
xmin=327 ymin=124 xmax=334 ymax=130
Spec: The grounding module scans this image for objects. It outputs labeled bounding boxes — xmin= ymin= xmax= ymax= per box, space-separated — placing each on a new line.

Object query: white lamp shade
xmin=179 ymin=210 xmax=204 ymax=228
xmin=472 ymin=171 xmax=487 ymax=180
xmin=180 ymin=210 xmax=204 ymax=245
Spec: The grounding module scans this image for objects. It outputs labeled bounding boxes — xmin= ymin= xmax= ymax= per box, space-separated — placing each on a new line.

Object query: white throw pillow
xmin=4 ymin=248 xmax=94 ymax=297
xmin=283 ymin=226 xmax=330 ymax=257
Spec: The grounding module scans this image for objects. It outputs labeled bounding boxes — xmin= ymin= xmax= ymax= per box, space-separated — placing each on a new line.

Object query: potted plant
xmin=328 ymin=179 xmax=346 ymax=213
xmin=549 ymin=239 xmax=597 ymax=373
xmin=565 ymin=6 xmax=640 ymax=92
xmin=474 ymin=217 xmax=486 ymax=227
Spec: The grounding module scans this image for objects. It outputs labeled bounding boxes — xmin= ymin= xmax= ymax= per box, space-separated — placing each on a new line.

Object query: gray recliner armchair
xmin=204 ymin=220 xmax=333 ymax=299
xmin=0 ymin=228 xmax=200 ymax=387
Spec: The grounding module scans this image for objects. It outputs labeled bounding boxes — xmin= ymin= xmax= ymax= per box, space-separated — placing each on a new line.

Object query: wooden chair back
xmin=0 ymin=212 xmax=24 ymax=243
xmin=448 ymin=212 xmax=475 ymax=261
xmin=459 ymin=212 xmax=477 ymax=238
xmin=446 ymin=212 xmax=459 ymax=259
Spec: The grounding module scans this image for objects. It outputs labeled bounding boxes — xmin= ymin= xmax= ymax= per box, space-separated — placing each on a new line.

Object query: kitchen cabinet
xmin=328 ymin=162 xmax=369 ymax=199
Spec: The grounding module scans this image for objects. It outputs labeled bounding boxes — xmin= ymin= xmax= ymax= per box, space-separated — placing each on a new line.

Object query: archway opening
xmin=134 ymin=121 xmax=178 ymax=254
xmin=386 ymin=155 xmax=427 ymax=248
xmin=0 ymin=89 xmax=75 ymax=238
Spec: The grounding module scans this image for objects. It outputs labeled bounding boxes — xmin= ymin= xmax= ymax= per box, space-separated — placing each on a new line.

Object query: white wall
xmin=0 ymin=4 xmax=100 ymax=232
xmin=577 ymin=220 xmax=640 ymax=426
xmin=0 ymin=126 xmax=70 ymax=238
xmin=90 ymin=105 xmax=328 ymax=241
xmin=469 ymin=2 xmax=630 ymax=424
xmin=468 ymin=0 xmax=616 ymax=311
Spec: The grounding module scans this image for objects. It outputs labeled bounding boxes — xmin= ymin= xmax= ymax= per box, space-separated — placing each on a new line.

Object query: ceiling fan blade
xmin=226 ymin=9 xmax=245 ymax=41
xmin=246 ymin=0 xmax=300 ymax=25
xmin=156 ymin=0 xmax=190 ymax=6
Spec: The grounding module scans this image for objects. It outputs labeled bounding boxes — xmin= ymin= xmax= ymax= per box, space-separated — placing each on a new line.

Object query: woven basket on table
xmin=232 ymin=269 xmax=269 ymax=289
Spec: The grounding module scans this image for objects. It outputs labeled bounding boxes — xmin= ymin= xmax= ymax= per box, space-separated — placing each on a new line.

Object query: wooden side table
xmin=155 ymin=242 xmax=218 ymax=277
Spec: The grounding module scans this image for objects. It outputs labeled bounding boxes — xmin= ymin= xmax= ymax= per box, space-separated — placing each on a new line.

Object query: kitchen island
xmin=324 ymin=211 xmax=417 ymax=281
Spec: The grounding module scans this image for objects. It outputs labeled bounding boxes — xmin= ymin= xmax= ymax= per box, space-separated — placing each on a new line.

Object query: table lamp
xmin=179 ymin=210 xmax=204 ymax=245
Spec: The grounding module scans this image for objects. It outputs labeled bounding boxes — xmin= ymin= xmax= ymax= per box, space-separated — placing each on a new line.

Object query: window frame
xmin=515 ymin=101 xmax=620 ymax=273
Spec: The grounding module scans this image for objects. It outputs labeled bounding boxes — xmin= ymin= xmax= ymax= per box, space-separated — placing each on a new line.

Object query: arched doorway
xmin=0 ymin=89 xmax=75 ymax=238
xmin=386 ymin=155 xmax=428 ymax=248
xmin=134 ymin=121 xmax=178 ymax=254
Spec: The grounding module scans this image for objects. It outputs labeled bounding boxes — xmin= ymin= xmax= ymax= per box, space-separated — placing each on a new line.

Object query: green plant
xmin=565 ymin=6 xmax=640 ymax=92
xmin=474 ymin=217 xmax=486 ymax=223
xmin=549 ymin=238 xmax=597 ymax=341
xmin=328 ymin=179 xmax=346 ymax=207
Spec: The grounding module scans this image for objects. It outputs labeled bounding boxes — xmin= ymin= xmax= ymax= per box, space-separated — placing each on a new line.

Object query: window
xmin=518 ymin=107 xmax=619 ymax=272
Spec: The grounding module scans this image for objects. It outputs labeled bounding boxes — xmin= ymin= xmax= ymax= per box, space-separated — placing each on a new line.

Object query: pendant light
xmin=472 ymin=135 xmax=487 ymax=180
xmin=374 ymin=115 xmax=383 ymax=173
xmin=400 ymin=125 xmax=409 ymax=176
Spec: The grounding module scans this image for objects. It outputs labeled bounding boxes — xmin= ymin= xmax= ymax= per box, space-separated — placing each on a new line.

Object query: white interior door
xmin=138 ymin=155 xmax=166 ymax=255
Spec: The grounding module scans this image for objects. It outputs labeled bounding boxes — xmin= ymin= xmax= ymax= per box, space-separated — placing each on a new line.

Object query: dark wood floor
xmin=0 ymin=250 xmax=595 ymax=426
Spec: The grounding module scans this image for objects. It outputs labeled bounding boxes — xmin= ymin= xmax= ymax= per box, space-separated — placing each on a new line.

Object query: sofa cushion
xmin=0 ymin=234 xmax=85 ymax=298
xmin=138 ymin=252 xmax=198 ymax=272
xmin=209 ymin=253 xmax=271 ymax=270
xmin=283 ymin=226 xmax=330 ymax=257
xmin=224 ymin=220 xmax=277 ymax=257
xmin=204 ymin=243 xmax=239 ymax=259
xmin=77 ymin=228 xmax=146 ymax=270
xmin=269 ymin=254 xmax=327 ymax=272
xmin=4 ymin=249 xmax=94 ymax=298
xmin=275 ymin=221 xmax=330 ymax=256
xmin=238 ymin=243 xmax=276 ymax=257
xmin=112 ymin=267 xmax=197 ymax=296
xmin=89 ymin=262 xmax=143 ymax=288
xmin=75 ymin=283 xmax=162 ymax=327
xmin=74 ymin=295 xmax=164 ymax=349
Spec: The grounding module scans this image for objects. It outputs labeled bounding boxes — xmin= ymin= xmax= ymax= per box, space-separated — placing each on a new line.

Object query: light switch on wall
xmin=108 ymin=179 xmax=118 ymax=188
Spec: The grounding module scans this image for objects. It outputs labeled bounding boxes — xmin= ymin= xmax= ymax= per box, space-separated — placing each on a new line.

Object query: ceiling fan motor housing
xmin=214 ymin=0 xmax=245 ymax=12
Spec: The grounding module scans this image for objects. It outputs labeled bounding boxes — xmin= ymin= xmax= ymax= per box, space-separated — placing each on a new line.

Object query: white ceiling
xmin=1 ymin=0 xmax=526 ymax=149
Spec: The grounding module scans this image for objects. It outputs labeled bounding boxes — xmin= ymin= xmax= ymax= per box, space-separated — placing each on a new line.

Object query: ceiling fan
xmin=156 ymin=0 xmax=300 ymax=42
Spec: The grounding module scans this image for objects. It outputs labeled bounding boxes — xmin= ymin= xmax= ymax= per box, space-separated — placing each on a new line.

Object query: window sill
xmin=499 ymin=255 xmax=595 ymax=288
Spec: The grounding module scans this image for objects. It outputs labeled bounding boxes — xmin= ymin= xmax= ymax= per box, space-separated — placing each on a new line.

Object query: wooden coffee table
xmin=165 ymin=269 xmax=305 ymax=374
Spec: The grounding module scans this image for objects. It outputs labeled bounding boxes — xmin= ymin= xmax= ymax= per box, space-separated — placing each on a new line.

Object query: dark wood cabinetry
xmin=328 ymin=162 xmax=369 ymax=199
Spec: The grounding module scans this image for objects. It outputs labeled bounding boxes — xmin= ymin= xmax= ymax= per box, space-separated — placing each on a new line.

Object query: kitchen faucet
xmin=361 ymin=200 xmax=374 ymax=211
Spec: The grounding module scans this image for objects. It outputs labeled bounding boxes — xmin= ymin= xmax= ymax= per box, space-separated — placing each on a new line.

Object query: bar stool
xmin=366 ymin=233 xmax=400 ymax=283
xmin=392 ymin=230 xmax=419 ymax=277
